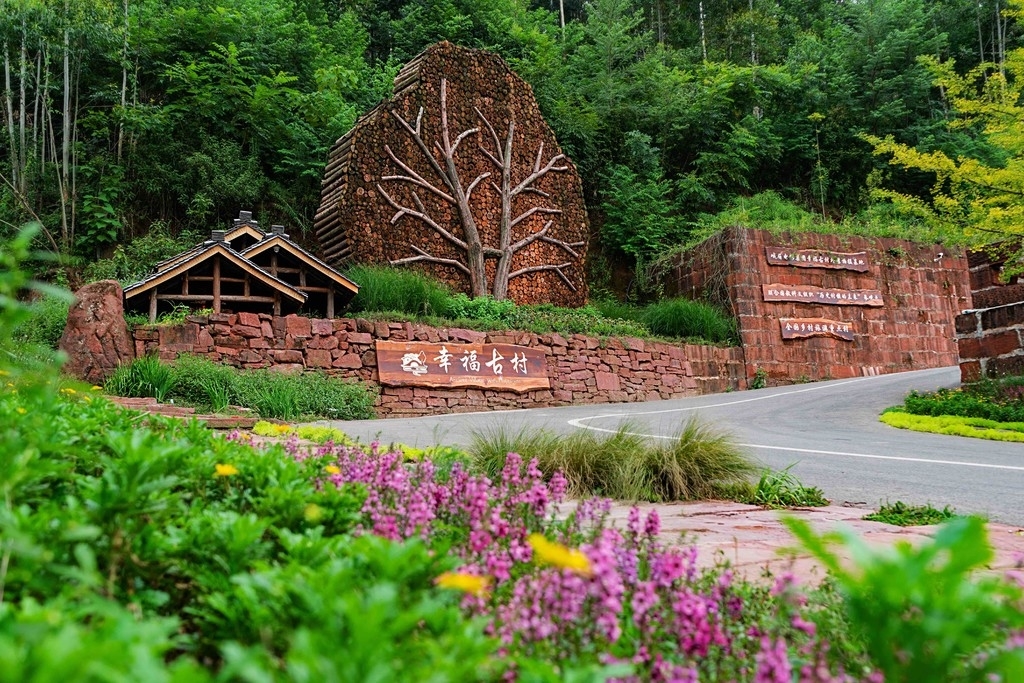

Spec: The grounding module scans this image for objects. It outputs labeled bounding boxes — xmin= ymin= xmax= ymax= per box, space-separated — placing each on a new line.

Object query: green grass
xmin=470 ymin=419 xmax=754 ymax=502
xmin=863 ymin=501 xmax=958 ymax=526
xmin=345 ymin=264 xmax=453 ymax=317
xmin=12 ymin=294 xmax=70 ymax=348
xmin=641 ymin=297 xmax=737 ymax=344
xmin=105 ymin=354 xmax=377 ymax=420
xmin=339 ymin=266 xmax=734 ymax=344
xmin=746 ymin=465 xmax=829 ymax=508
xmin=880 ymin=409 xmax=1024 ymax=442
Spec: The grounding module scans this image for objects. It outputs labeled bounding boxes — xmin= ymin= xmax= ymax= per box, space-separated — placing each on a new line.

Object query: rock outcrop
xmin=59 ymin=280 xmax=135 ymax=383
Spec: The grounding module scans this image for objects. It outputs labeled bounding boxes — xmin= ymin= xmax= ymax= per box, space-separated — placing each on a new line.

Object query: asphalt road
xmin=319 ymin=366 xmax=1024 ymax=524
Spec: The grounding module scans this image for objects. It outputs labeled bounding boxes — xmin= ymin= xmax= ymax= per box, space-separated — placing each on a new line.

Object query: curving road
xmin=320 ymin=366 xmax=1024 ymax=524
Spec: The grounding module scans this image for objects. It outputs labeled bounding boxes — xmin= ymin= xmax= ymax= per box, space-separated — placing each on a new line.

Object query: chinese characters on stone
xmin=377 ymin=341 xmax=550 ymax=392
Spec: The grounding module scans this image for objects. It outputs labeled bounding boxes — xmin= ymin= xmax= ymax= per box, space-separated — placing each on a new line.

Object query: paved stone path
xmin=606 ymin=501 xmax=1024 ymax=584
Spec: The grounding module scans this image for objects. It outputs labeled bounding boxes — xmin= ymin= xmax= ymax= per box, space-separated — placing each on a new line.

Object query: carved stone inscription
xmin=766 ymin=247 xmax=869 ymax=272
xmin=780 ymin=318 xmax=855 ymax=342
xmin=376 ymin=340 xmax=550 ymax=392
xmin=762 ymin=284 xmax=883 ymax=307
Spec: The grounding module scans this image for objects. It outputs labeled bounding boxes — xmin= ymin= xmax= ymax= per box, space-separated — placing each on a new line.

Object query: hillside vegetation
xmin=1 ymin=0 xmax=1022 ymax=294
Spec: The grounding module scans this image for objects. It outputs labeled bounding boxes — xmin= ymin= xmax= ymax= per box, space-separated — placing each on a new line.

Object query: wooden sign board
xmin=376 ymin=340 xmax=550 ymax=392
xmin=780 ymin=318 xmax=855 ymax=342
xmin=766 ymin=247 xmax=869 ymax=272
xmin=762 ymin=284 xmax=883 ymax=307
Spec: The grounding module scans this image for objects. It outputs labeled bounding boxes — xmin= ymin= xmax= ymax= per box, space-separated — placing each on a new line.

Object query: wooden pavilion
xmin=124 ymin=211 xmax=359 ymax=322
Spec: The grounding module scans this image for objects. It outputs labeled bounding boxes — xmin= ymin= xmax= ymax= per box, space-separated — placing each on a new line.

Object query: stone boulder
xmin=59 ymin=280 xmax=135 ymax=383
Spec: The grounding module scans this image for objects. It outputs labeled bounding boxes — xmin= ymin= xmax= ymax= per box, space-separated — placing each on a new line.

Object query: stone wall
xmin=133 ymin=312 xmax=745 ymax=417
xmin=956 ymin=302 xmax=1024 ymax=382
xmin=669 ymin=227 xmax=971 ymax=384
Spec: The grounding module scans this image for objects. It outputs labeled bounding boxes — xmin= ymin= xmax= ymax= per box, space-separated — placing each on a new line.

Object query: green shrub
xmin=471 ymin=419 xmax=754 ymax=502
xmin=104 ymin=354 xmax=177 ymax=401
xmin=443 ymin=293 xmax=517 ymax=326
xmin=12 ymin=294 xmax=70 ymax=348
xmin=591 ymin=297 xmax=644 ymax=323
xmin=746 ymin=465 xmax=829 ymax=508
xmin=169 ymin=354 xmax=236 ymax=409
xmin=83 ymin=223 xmax=203 ymax=285
xmin=864 ymin=501 xmax=958 ymax=526
xmin=641 ymin=297 xmax=737 ymax=343
xmin=787 ymin=515 xmax=1024 ymax=682
xmin=641 ymin=418 xmax=755 ymax=501
xmin=344 ymin=264 xmax=452 ymax=317
xmin=472 ymin=424 xmax=651 ymax=500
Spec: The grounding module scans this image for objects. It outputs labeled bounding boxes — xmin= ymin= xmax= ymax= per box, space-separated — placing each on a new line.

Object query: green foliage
xmin=898 ymin=384 xmax=1024 ymax=423
xmin=864 ymin=501 xmax=958 ymax=526
xmin=12 ymin=294 xmax=70 ymax=349
xmin=345 ymin=264 xmax=453 ymax=317
xmin=444 ymin=293 xmax=517 ymax=325
xmin=471 ymin=418 xmax=755 ymax=502
xmin=880 ymin=409 xmax=1024 ymax=442
xmin=105 ymin=354 xmax=178 ymax=402
xmin=786 ymin=515 xmax=1024 ymax=682
xmin=105 ymin=354 xmax=377 ymax=420
xmin=750 ymin=368 xmax=769 ymax=390
xmin=641 ymin=297 xmax=738 ymax=343
xmin=744 ymin=465 xmax=829 ymax=508
xmin=641 ymin=418 xmax=756 ymax=502
xmin=83 ymin=225 xmax=203 ymax=285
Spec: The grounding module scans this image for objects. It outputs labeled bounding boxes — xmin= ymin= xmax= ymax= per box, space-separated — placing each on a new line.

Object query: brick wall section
xmin=134 ymin=312 xmax=745 ymax=417
xmin=670 ymin=227 xmax=971 ymax=384
xmin=956 ymin=302 xmax=1024 ymax=382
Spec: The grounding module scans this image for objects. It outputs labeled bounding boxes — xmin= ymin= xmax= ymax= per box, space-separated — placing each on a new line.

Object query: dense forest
xmin=1 ymin=0 xmax=1022 ymax=292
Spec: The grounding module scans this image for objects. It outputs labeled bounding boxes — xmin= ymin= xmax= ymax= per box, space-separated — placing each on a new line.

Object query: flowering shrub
xmin=283 ymin=437 xmax=867 ymax=681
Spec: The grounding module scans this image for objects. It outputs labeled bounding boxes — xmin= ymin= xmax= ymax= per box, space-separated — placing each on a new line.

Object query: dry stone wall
xmin=669 ymin=227 xmax=971 ymax=384
xmin=133 ymin=313 xmax=744 ymax=417
xmin=956 ymin=303 xmax=1024 ymax=381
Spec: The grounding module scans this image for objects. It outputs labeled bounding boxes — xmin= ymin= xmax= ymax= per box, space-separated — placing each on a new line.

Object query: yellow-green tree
xmin=866 ymin=1 xmax=1023 ymax=250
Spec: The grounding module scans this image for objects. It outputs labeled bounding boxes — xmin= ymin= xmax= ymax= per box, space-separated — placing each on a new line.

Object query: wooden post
xmin=149 ymin=288 xmax=157 ymax=323
xmin=326 ymin=287 xmax=334 ymax=319
xmin=213 ymin=256 xmax=221 ymax=313
xmin=182 ymin=272 xmax=188 ymax=295
xmin=243 ymin=273 xmax=250 ymax=297
xmin=270 ymin=251 xmax=277 ymax=277
xmin=273 ymin=291 xmax=281 ymax=316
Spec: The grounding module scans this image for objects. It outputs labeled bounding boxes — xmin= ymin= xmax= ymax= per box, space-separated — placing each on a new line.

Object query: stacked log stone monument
xmin=315 ymin=41 xmax=589 ymax=307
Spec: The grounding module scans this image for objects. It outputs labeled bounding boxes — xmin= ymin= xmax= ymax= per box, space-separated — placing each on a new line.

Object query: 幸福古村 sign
xmin=762 ymin=284 xmax=883 ymax=307
xmin=766 ymin=247 xmax=869 ymax=272
xmin=780 ymin=318 xmax=855 ymax=342
xmin=376 ymin=340 xmax=550 ymax=392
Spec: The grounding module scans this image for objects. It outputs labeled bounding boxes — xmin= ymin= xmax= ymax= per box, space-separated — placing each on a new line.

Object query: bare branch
xmin=451 ymin=126 xmax=479 ymax=155
xmin=540 ymin=235 xmax=585 ymax=260
xmin=466 ymin=172 xmax=491 ymax=203
xmin=479 ymin=146 xmax=502 ymax=169
xmin=510 ymin=220 xmax=552 ymax=252
xmin=512 ymin=151 xmax=568 ymax=197
xmin=388 ymin=109 xmax=452 ymax=194
xmin=391 ymin=244 xmax=471 ymax=276
xmin=0 ymin=170 xmax=60 ymax=252
xmin=509 ymin=262 xmax=577 ymax=291
xmin=383 ymin=144 xmax=455 ymax=204
xmin=520 ymin=186 xmax=551 ymax=199
xmin=475 ymin=106 xmax=503 ymax=162
xmin=510 ymin=206 xmax=562 ymax=230
xmin=377 ymin=184 xmax=468 ymax=250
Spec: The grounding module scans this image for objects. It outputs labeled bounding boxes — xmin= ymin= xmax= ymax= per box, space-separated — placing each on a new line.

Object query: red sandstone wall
xmin=134 ymin=313 xmax=745 ymax=417
xmin=671 ymin=227 xmax=971 ymax=384
xmin=956 ymin=302 xmax=1024 ymax=382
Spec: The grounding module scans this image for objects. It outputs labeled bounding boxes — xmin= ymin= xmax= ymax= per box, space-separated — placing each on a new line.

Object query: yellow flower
xmin=60 ymin=387 xmax=77 ymax=395
xmin=91 ymin=385 xmax=102 ymax=391
xmin=435 ymin=572 xmax=491 ymax=597
xmin=16 ymin=407 xmax=26 ymax=415
xmin=325 ymin=465 xmax=341 ymax=475
xmin=527 ymin=533 xmax=593 ymax=577
xmin=304 ymin=503 xmax=324 ymax=523
xmin=214 ymin=464 xmax=239 ymax=477
xmin=274 ymin=424 xmax=292 ymax=435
